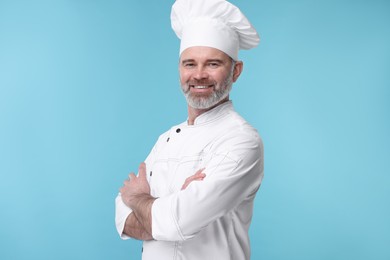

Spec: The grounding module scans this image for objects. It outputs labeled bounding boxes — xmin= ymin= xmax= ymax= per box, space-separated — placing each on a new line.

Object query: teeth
xmin=193 ymin=86 xmax=209 ymax=89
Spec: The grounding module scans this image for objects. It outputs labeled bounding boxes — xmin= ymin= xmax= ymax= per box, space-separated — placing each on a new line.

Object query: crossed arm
xmin=119 ymin=163 xmax=205 ymax=240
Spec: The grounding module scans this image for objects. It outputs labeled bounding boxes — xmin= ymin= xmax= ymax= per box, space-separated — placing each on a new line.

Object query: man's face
xmin=179 ymin=46 xmax=241 ymax=109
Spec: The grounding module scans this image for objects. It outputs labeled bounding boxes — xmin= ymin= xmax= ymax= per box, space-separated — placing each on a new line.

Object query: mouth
xmin=192 ymin=85 xmax=210 ymax=89
xmin=190 ymin=84 xmax=214 ymax=89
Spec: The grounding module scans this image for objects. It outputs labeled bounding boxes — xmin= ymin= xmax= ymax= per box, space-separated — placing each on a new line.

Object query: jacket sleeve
xmin=151 ymin=133 xmax=264 ymax=241
xmin=115 ymin=194 xmax=133 ymax=239
xmin=114 ymin=135 xmax=163 ymax=239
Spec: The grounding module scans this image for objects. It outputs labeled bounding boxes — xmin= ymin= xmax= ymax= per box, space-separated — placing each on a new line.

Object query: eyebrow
xmin=181 ymin=59 xmax=225 ymax=64
xmin=206 ymin=59 xmax=224 ymax=63
xmin=181 ymin=59 xmax=195 ymax=64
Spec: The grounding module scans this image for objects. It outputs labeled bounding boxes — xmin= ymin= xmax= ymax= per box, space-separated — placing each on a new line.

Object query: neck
xmin=187 ymin=97 xmax=229 ymax=125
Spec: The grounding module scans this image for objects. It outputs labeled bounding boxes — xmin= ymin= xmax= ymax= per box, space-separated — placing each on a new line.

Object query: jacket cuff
xmin=152 ymin=194 xmax=185 ymax=241
xmin=115 ymin=194 xmax=133 ymax=240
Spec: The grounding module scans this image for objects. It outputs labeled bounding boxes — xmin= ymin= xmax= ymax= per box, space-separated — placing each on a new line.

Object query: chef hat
xmin=171 ymin=0 xmax=260 ymax=61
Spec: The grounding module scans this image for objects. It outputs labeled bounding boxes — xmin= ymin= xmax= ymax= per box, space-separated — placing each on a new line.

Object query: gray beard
xmin=181 ymin=70 xmax=234 ymax=110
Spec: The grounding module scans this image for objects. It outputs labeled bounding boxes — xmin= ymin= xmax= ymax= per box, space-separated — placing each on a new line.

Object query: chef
xmin=115 ymin=0 xmax=264 ymax=259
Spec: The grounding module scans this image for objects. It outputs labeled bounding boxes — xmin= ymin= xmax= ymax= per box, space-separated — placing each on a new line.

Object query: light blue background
xmin=0 ymin=0 xmax=389 ymax=259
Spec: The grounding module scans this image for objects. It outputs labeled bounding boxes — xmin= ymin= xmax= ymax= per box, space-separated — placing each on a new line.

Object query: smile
xmin=191 ymin=85 xmax=213 ymax=89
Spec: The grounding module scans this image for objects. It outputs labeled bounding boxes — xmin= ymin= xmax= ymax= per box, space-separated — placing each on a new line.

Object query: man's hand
xmin=120 ymin=162 xmax=155 ymax=236
xmin=181 ymin=168 xmax=206 ymax=190
xmin=119 ymin=164 xmax=205 ymax=239
xmin=120 ymin=162 xmax=151 ymax=209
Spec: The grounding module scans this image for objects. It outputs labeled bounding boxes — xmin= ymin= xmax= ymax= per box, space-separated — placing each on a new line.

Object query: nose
xmin=193 ymin=66 xmax=209 ymax=80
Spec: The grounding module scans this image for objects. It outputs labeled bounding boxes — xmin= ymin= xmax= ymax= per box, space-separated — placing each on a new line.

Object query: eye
xmin=183 ymin=62 xmax=195 ymax=68
xmin=208 ymin=62 xmax=220 ymax=68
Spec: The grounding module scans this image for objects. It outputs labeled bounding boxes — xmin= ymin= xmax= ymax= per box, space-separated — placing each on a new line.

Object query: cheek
xmin=179 ymin=71 xmax=191 ymax=84
xmin=210 ymin=72 xmax=227 ymax=84
xmin=179 ymin=76 xmax=188 ymax=89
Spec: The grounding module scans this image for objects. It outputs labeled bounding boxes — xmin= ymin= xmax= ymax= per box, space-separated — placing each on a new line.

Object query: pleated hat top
xmin=171 ymin=0 xmax=260 ymax=61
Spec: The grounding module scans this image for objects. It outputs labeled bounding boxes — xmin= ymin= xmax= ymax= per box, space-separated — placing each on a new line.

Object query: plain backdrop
xmin=0 ymin=0 xmax=389 ymax=259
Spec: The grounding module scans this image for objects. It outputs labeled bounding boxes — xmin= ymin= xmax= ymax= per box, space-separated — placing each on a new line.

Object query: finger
xmin=128 ymin=173 xmax=136 ymax=182
xmin=195 ymin=172 xmax=206 ymax=178
xmin=184 ymin=172 xmax=206 ymax=184
xmin=195 ymin=175 xmax=205 ymax=181
xmin=192 ymin=172 xmax=206 ymax=180
xmin=181 ymin=180 xmax=190 ymax=190
xmin=185 ymin=175 xmax=198 ymax=183
xmin=181 ymin=174 xmax=205 ymax=190
xmin=138 ymin=162 xmax=147 ymax=179
xmin=181 ymin=175 xmax=195 ymax=190
xmin=195 ymin=168 xmax=205 ymax=174
xmin=181 ymin=178 xmax=203 ymax=190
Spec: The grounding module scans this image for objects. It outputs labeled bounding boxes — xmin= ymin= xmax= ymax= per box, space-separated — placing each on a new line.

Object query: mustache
xmin=187 ymin=80 xmax=216 ymax=86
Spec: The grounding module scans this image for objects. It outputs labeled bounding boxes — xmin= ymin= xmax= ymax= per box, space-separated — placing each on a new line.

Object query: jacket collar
xmin=190 ymin=100 xmax=234 ymax=126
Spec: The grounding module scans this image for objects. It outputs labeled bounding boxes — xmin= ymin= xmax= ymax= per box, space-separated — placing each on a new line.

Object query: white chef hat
xmin=171 ymin=0 xmax=260 ymax=61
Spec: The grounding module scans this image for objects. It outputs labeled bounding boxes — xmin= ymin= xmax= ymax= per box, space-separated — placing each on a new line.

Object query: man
xmin=115 ymin=0 xmax=264 ymax=259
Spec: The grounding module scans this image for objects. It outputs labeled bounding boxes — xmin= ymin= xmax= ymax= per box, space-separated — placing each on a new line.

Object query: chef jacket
xmin=115 ymin=101 xmax=264 ymax=260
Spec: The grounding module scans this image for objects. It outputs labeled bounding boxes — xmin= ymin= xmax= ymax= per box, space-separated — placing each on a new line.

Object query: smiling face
xmin=179 ymin=46 xmax=243 ymax=110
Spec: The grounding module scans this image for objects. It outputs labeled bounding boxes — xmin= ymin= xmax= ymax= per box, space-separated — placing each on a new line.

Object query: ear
xmin=232 ymin=61 xmax=243 ymax=83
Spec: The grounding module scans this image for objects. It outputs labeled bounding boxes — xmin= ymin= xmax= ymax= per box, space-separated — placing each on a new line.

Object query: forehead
xmin=180 ymin=46 xmax=231 ymax=62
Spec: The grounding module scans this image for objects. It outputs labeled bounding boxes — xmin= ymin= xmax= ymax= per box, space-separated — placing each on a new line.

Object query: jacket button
xmin=150 ymin=171 xmax=152 ymax=177
xmin=176 ymin=128 xmax=181 ymax=133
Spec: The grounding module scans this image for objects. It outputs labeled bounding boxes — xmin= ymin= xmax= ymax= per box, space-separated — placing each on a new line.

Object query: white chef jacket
xmin=115 ymin=101 xmax=264 ymax=260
